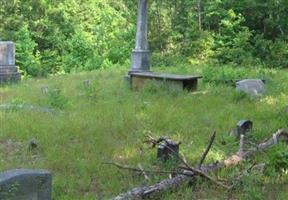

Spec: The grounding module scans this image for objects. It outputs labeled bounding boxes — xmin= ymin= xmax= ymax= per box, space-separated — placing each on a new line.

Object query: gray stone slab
xmin=236 ymin=79 xmax=265 ymax=96
xmin=130 ymin=72 xmax=202 ymax=81
xmin=0 ymin=169 xmax=52 ymax=200
xmin=0 ymin=41 xmax=15 ymax=66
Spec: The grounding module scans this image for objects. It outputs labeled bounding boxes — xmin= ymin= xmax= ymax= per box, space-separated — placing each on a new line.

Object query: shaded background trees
xmin=0 ymin=0 xmax=287 ymax=76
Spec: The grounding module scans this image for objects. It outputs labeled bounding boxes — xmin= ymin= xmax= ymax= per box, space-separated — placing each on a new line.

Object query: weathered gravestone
xmin=0 ymin=169 xmax=52 ymax=200
xmin=0 ymin=41 xmax=20 ymax=83
xmin=236 ymin=79 xmax=265 ymax=96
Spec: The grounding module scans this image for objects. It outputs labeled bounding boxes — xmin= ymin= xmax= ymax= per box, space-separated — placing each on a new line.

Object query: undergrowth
xmin=0 ymin=65 xmax=288 ymax=199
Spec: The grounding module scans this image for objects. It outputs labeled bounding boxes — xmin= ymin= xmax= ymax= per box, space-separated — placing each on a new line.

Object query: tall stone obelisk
xmin=130 ymin=0 xmax=150 ymax=73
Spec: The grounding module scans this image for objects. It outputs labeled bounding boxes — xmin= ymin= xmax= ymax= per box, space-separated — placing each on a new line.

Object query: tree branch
xmin=198 ymin=131 xmax=216 ymax=168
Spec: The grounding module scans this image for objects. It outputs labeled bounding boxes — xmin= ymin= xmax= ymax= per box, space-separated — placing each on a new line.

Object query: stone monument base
xmin=0 ymin=66 xmax=20 ymax=83
xmin=0 ymin=72 xmax=21 ymax=82
xmin=131 ymin=49 xmax=150 ymax=72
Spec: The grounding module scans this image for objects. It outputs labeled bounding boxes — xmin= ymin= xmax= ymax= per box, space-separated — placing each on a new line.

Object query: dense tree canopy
xmin=0 ymin=0 xmax=287 ymax=76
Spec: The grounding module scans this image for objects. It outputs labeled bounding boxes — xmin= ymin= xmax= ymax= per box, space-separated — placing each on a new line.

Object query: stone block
xmin=0 ymin=72 xmax=20 ymax=83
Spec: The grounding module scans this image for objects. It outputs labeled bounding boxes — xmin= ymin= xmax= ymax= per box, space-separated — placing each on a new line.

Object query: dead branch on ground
xmin=112 ymin=129 xmax=288 ymax=200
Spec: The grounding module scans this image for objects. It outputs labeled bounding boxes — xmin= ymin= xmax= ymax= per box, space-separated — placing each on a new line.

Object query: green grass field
xmin=0 ymin=65 xmax=288 ymax=199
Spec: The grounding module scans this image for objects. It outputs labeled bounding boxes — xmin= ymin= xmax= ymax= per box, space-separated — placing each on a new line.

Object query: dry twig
xmin=113 ymin=129 xmax=288 ymax=200
xmin=198 ymin=131 xmax=216 ymax=168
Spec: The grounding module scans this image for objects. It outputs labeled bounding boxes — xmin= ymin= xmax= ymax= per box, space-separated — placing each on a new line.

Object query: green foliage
xmin=268 ymin=148 xmax=288 ymax=174
xmin=10 ymin=97 xmax=26 ymax=106
xmin=1 ymin=0 xmax=288 ymax=75
xmin=266 ymin=40 xmax=288 ymax=68
xmin=63 ymin=30 xmax=102 ymax=72
xmin=1 ymin=65 xmax=288 ymax=199
xmin=202 ymin=65 xmax=250 ymax=84
xmin=14 ymin=25 xmax=42 ymax=76
xmin=47 ymin=89 xmax=70 ymax=109
xmin=213 ymin=10 xmax=253 ymax=65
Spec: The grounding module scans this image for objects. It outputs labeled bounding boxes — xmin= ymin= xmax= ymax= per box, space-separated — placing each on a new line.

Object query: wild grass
xmin=0 ymin=65 xmax=288 ymax=199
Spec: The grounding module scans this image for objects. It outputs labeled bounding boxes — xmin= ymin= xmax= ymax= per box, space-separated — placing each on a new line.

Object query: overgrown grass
xmin=0 ymin=65 xmax=288 ymax=199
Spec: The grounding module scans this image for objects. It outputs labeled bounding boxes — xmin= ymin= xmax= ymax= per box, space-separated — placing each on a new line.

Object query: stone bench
xmin=130 ymin=72 xmax=202 ymax=91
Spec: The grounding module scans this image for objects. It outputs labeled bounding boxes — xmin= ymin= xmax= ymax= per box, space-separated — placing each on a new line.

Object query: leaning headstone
xmin=0 ymin=41 xmax=20 ymax=83
xmin=237 ymin=120 xmax=253 ymax=136
xmin=0 ymin=169 xmax=52 ymax=200
xmin=236 ymin=79 xmax=265 ymax=96
xmin=230 ymin=120 xmax=253 ymax=138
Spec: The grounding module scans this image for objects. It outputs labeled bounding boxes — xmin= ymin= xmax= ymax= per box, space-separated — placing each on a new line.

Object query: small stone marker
xmin=83 ymin=79 xmax=91 ymax=87
xmin=0 ymin=41 xmax=20 ymax=83
xmin=236 ymin=79 xmax=265 ymax=96
xmin=157 ymin=139 xmax=180 ymax=161
xmin=237 ymin=120 xmax=253 ymax=135
xmin=0 ymin=169 xmax=52 ymax=200
xmin=41 ymin=86 xmax=49 ymax=94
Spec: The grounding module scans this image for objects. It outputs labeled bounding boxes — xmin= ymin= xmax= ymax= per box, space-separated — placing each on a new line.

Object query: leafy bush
xmin=269 ymin=149 xmax=288 ymax=173
xmin=202 ymin=65 xmax=249 ymax=85
xmin=63 ymin=30 xmax=102 ymax=72
xmin=47 ymin=89 xmax=70 ymax=109
xmin=14 ymin=25 xmax=42 ymax=76
xmin=213 ymin=10 xmax=254 ymax=65
xmin=266 ymin=40 xmax=288 ymax=68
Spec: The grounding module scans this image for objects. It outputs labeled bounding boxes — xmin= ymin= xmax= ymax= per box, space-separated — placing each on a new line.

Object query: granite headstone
xmin=0 ymin=41 xmax=20 ymax=82
xmin=0 ymin=169 xmax=52 ymax=200
xmin=236 ymin=79 xmax=265 ymax=96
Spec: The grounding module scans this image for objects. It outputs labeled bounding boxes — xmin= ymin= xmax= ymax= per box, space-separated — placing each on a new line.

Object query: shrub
xmin=14 ymin=25 xmax=42 ymax=76
xmin=47 ymin=89 xmax=70 ymax=109
xmin=269 ymin=149 xmax=288 ymax=173
xmin=213 ymin=10 xmax=254 ymax=65
xmin=63 ymin=30 xmax=102 ymax=72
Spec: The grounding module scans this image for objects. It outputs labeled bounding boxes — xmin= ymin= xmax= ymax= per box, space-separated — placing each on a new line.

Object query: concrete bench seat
xmin=130 ymin=72 xmax=202 ymax=91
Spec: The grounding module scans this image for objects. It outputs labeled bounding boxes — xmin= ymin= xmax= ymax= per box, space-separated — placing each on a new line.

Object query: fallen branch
xmin=198 ymin=131 xmax=216 ymax=168
xmin=146 ymin=135 xmax=229 ymax=189
xmin=137 ymin=164 xmax=150 ymax=181
xmin=103 ymin=162 xmax=188 ymax=176
xmin=112 ymin=129 xmax=288 ymax=200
